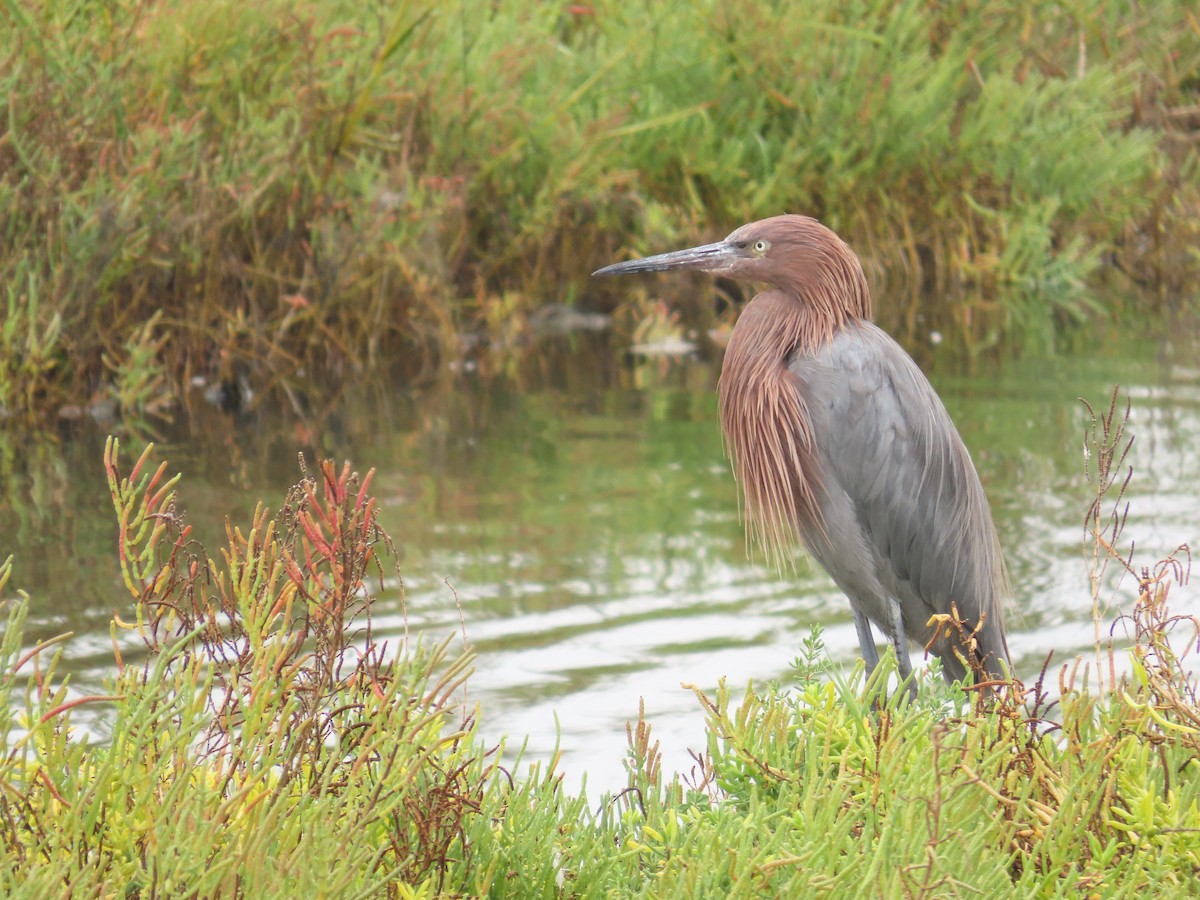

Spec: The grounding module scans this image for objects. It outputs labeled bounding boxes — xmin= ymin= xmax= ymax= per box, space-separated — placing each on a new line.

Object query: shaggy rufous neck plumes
xmin=716 ymin=216 xmax=871 ymax=564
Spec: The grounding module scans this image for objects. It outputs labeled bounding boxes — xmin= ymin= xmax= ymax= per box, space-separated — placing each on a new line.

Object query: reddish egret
xmin=594 ymin=215 xmax=1011 ymax=689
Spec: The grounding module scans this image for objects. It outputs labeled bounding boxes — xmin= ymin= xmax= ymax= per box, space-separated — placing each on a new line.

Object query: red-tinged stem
xmin=103 ymin=445 xmax=119 ymax=484
xmin=13 ymin=633 xmax=74 ymax=674
xmin=284 ymin=558 xmax=307 ymax=588
xmin=145 ymin=459 xmax=169 ymax=498
xmin=268 ymin=588 xmax=293 ymax=620
xmin=305 ymin=482 xmax=334 ymax=529
xmin=325 ymin=461 xmax=351 ymax=506
xmin=355 ymin=469 xmax=376 ymax=513
xmin=110 ymin=626 xmax=124 ymax=675
xmin=129 ymin=443 xmax=155 ymax=484
xmin=148 ymin=480 xmax=175 ymax=513
xmin=36 ymin=768 xmax=67 ymax=805
xmin=300 ymin=513 xmax=333 ymax=559
xmin=360 ymin=497 xmax=376 ymax=542
xmin=40 ymin=694 xmax=125 ymax=723
xmin=304 ymin=548 xmax=331 ymax=594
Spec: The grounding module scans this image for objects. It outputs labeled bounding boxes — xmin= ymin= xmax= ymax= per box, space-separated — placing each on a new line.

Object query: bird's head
xmin=593 ymin=214 xmax=871 ymax=319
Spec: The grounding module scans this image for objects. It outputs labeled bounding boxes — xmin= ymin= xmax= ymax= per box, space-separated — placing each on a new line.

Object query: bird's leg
xmin=852 ymin=607 xmax=880 ymax=681
xmin=885 ymin=596 xmax=917 ymax=698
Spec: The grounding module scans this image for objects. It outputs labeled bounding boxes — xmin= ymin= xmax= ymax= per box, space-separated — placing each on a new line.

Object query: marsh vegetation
xmin=2 ymin=0 xmax=1198 ymax=419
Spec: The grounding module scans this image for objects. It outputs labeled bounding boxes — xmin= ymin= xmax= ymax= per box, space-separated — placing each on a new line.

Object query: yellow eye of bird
xmin=753 ymin=240 xmax=769 ymax=255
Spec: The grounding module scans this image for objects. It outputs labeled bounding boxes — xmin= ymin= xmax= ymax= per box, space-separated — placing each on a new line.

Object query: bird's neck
xmin=716 ymin=291 xmax=828 ymax=566
xmin=732 ymin=289 xmax=848 ymax=362
xmin=772 ymin=246 xmax=873 ymax=338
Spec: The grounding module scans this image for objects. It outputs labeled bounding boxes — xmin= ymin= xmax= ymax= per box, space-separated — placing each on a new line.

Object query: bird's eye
xmin=753 ymin=240 xmax=770 ymax=255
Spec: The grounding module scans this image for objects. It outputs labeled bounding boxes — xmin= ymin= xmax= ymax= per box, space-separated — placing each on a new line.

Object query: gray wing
xmin=789 ymin=322 xmax=1010 ymax=675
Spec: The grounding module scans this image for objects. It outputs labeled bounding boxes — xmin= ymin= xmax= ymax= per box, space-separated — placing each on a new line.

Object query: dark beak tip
xmin=591 ymin=240 xmax=734 ymax=279
xmin=592 ymin=262 xmax=640 ymax=278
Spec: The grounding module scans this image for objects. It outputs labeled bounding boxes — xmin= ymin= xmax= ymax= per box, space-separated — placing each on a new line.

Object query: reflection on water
xmin=3 ymin=328 xmax=1199 ymax=793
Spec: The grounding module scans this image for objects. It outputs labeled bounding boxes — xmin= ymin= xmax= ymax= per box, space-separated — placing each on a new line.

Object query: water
xmin=3 ymin=326 xmax=1199 ymax=794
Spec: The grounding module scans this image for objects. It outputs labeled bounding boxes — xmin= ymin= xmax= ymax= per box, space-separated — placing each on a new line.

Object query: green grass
xmin=1 ymin=0 xmax=1198 ymax=418
xmin=1 ymin=393 xmax=1198 ymax=896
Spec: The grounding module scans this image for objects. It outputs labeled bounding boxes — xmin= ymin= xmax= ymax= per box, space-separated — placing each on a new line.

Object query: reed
xmin=1 ymin=1 xmax=1197 ymax=414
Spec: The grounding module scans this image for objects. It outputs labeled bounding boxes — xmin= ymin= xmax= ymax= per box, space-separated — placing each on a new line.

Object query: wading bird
xmin=594 ymin=215 xmax=1010 ymax=689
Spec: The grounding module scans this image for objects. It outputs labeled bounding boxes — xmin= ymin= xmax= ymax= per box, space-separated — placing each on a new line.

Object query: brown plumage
xmin=716 ymin=217 xmax=870 ymax=567
xmin=717 ymin=290 xmax=822 ymax=567
xmin=594 ymin=214 xmax=1012 ymax=690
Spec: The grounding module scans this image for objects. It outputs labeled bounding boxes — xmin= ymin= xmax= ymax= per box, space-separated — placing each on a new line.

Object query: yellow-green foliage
xmin=2 ymin=429 xmax=1199 ymax=897
xmin=1 ymin=0 xmax=1197 ymax=415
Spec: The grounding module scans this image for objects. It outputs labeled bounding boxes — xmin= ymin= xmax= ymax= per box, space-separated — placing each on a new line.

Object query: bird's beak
xmin=592 ymin=240 xmax=742 ymax=277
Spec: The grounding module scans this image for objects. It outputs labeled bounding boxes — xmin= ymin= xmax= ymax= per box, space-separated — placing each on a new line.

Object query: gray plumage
xmin=594 ymin=214 xmax=1012 ymax=689
xmin=791 ymin=321 xmax=1010 ymax=683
